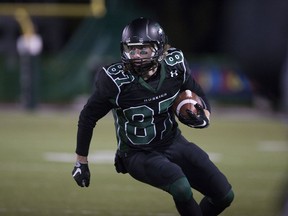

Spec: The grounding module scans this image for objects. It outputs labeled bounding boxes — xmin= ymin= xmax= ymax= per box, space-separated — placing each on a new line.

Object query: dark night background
xmin=0 ymin=0 xmax=288 ymax=111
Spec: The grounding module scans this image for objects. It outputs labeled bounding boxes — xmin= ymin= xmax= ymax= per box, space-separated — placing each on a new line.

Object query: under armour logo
xmin=170 ymin=70 xmax=178 ymax=77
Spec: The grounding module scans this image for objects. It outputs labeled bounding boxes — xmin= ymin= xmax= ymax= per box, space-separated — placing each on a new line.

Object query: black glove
xmin=72 ymin=161 xmax=90 ymax=187
xmin=178 ymin=103 xmax=209 ymax=129
xmin=114 ymin=152 xmax=128 ymax=174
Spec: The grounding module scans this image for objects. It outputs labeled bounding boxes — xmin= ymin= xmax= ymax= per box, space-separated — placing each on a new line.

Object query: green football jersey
xmin=76 ymin=48 xmax=210 ymax=155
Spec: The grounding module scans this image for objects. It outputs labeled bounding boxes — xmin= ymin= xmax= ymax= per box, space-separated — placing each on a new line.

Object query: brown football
xmin=172 ymin=90 xmax=203 ymax=118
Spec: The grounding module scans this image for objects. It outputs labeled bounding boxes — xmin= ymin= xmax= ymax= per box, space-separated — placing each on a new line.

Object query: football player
xmin=72 ymin=17 xmax=234 ymax=216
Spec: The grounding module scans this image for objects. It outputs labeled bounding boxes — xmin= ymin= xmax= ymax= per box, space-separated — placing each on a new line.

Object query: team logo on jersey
xmin=170 ymin=70 xmax=179 ymax=77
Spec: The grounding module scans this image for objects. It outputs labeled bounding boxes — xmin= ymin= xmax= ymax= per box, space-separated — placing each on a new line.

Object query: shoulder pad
xmin=104 ymin=62 xmax=124 ymax=74
xmin=103 ymin=62 xmax=135 ymax=87
xmin=164 ymin=48 xmax=184 ymax=66
xmin=167 ymin=47 xmax=181 ymax=53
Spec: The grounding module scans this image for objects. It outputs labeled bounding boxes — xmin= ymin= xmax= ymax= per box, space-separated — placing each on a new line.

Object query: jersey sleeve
xmin=76 ymin=67 xmax=118 ymax=156
xmin=181 ymin=58 xmax=211 ymax=112
xmin=164 ymin=48 xmax=210 ymax=112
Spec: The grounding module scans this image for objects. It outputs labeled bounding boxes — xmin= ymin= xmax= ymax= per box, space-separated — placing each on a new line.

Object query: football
xmin=172 ymin=90 xmax=203 ymax=118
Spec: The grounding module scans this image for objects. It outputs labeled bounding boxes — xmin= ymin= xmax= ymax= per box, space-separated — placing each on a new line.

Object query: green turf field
xmin=0 ymin=107 xmax=287 ymax=216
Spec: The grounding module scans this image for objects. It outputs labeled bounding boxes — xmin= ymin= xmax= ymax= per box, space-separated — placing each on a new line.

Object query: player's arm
xmin=179 ymin=59 xmax=211 ymax=128
xmin=77 ymin=155 xmax=88 ymax=163
xmin=72 ymin=68 xmax=116 ymax=187
xmin=169 ymin=50 xmax=210 ymax=112
xmin=76 ymin=65 xmax=118 ymax=153
xmin=76 ymin=90 xmax=113 ymax=157
xmin=181 ymin=59 xmax=210 ymax=106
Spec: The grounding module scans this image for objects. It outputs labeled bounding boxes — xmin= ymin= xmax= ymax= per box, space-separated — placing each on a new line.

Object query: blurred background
xmin=0 ymin=0 xmax=288 ymax=113
xmin=0 ymin=1 xmax=288 ymax=215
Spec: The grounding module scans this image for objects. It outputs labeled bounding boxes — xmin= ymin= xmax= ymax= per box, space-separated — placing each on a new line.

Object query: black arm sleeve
xmin=181 ymin=59 xmax=211 ymax=112
xmin=76 ymin=69 xmax=117 ymax=156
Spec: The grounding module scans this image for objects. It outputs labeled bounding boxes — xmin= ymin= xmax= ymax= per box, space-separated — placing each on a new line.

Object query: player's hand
xmin=72 ymin=161 xmax=90 ymax=187
xmin=178 ymin=103 xmax=210 ymax=129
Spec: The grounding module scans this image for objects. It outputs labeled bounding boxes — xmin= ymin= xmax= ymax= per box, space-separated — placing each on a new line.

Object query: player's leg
xmin=167 ymin=177 xmax=202 ymax=216
xmin=192 ymin=155 xmax=234 ymax=215
xmin=122 ymin=150 xmax=202 ymax=216
xmin=166 ymin=134 xmax=234 ymax=215
xmin=199 ymin=189 xmax=234 ymax=215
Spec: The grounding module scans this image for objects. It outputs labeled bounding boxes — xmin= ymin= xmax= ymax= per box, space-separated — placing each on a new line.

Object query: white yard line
xmin=258 ymin=141 xmax=288 ymax=152
xmin=44 ymin=151 xmax=222 ymax=163
xmin=44 ymin=150 xmax=114 ymax=164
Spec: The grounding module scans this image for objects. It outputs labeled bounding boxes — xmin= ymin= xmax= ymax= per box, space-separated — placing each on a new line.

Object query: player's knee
xmin=169 ymin=177 xmax=192 ymax=202
xmin=221 ymin=189 xmax=234 ymax=207
xmin=213 ymin=189 xmax=234 ymax=208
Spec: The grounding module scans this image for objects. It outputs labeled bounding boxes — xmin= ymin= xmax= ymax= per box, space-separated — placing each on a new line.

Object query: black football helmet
xmin=121 ymin=17 xmax=167 ymax=75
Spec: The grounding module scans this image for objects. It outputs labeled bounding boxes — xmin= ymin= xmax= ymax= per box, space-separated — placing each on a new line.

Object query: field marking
xmin=44 ymin=150 xmax=114 ymax=164
xmin=258 ymin=141 xmax=288 ymax=152
xmin=44 ymin=151 xmax=222 ymax=163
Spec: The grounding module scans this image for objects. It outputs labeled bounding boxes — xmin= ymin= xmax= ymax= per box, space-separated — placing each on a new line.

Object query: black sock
xmin=200 ymin=197 xmax=220 ymax=216
xmin=175 ymin=196 xmax=202 ymax=216
xmin=200 ymin=190 xmax=234 ymax=216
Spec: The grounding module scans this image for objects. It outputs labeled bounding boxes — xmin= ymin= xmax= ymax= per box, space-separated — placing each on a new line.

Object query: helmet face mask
xmin=121 ymin=17 xmax=167 ymax=76
xmin=122 ymin=43 xmax=158 ymax=75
